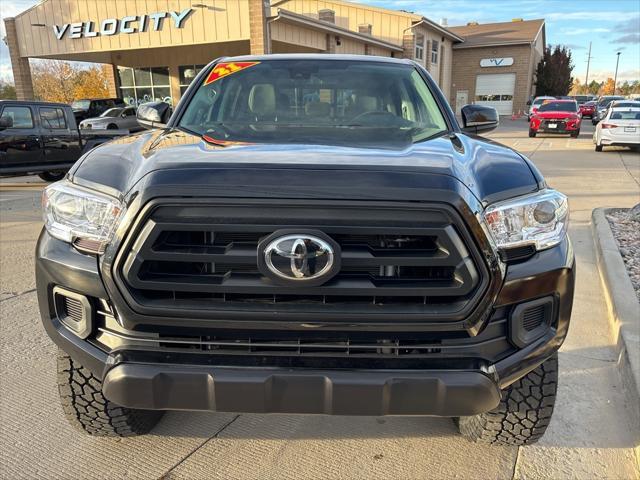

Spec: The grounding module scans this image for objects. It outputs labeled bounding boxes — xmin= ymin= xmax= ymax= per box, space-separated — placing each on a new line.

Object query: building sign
xmin=53 ymin=8 xmax=193 ymax=40
xmin=480 ymin=57 xmax=514 ymax=67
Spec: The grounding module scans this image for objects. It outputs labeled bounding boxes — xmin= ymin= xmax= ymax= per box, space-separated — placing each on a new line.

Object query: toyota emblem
xmin=258 ymin=231 xmax=341 ymax=286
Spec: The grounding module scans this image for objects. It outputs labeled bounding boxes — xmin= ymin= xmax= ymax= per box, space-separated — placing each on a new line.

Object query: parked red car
xmin=579 ymin=101 xmax=596 ymax=118
xmin=529 ymin=100 xmax=581 ymax=138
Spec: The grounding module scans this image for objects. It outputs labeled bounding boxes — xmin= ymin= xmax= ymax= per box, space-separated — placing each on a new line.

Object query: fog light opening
xmin=53 ymin=287 xmax=93 ymax=339
xmin=509 ymin=297 xmax=554 ymax=348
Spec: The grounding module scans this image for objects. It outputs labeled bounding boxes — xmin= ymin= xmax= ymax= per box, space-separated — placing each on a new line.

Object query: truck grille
xmin=115 ymin=199 xmax=488 ymax=323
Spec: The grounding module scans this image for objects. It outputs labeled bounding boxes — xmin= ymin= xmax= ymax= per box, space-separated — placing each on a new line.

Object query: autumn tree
xmin=534 ymin=45 xmax=574 ymax=96
xmin=32 ymin=60 xmax=110 ymax=103
xmin=599 ymin=78 xmax=616 ymax=95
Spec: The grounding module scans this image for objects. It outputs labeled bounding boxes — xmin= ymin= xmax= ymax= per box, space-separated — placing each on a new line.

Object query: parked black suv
xmin=37 ymin=55 xmax=574 ymax=445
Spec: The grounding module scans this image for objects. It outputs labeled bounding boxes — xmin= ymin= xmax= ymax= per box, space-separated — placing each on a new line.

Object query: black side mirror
xmin=0 ymin=116 xmax=13 ymax=130
xmin=460 ymin=104 xmax=499 ymax=134
xmin=526 ymin=100 xmax=532 ymax=106
xmin=137 ymin=101 xmax=172 ymax=129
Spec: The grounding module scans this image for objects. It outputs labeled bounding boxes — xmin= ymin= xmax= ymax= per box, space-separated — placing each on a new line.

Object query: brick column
xmin=249 ymin=0 xmax=271 ymax=55
xmin=402 ymin=33 xmax=414 ymax=60
xmin=425 ymin=39 xmax=431 ymax=71
xmin=105 ymin=64 xmax=119 ymax=98
xmin=3 ymin=17 xmax=34 ymax=100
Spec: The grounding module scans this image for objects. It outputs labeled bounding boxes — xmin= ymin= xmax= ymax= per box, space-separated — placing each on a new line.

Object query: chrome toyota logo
xmin=258 ymin=231 xmax=341 ymax=286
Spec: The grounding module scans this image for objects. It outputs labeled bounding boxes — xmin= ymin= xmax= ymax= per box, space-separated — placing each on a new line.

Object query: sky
xmin=0 ymin=0 xmax=638 ymax=85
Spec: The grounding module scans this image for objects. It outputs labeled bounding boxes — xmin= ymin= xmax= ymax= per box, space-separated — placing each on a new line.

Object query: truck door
xmin=0 ymin=104 xmax=43 ymax=171
xmin=38 ymin=106 xmax=80 ymax=166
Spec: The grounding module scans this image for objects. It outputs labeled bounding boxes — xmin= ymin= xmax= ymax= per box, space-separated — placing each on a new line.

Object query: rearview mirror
xmin=137 ymin=101 xmax=172 ymax=129
xmin=0 ymin=116 xmax=13 ymax=130
xmin=460 ymin=104 xmax=499 ymax=134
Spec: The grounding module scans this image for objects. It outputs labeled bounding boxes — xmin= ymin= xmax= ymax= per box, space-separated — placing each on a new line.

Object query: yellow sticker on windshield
xmin=203 ymin=62 xmax=260 ymax=85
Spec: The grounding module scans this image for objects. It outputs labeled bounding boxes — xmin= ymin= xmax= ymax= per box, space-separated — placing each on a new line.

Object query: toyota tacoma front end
xmin=36 ymin=55 xmax=574 ymax=445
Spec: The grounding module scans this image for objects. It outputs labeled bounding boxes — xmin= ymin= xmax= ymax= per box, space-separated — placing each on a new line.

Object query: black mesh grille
xmin=115 ymin=200 xmax=488 ymax=323
xmin=522 ymin=304 xmax=546 ymax=331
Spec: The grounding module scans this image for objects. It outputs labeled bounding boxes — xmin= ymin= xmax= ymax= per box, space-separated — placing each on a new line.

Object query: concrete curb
xmin=592 ymin=208 xmax=640 ymax=428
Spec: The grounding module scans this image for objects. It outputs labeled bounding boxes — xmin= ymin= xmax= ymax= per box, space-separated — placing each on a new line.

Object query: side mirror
xmin=460 ymin=104 xmax=499 ymax=134
xmin=526 ymin=100 xmax=532 ymax=106
xmin=0 ymin=116 xmax=13 ymax=130
xmin=137 ymin=101 xmax=172 ymax=129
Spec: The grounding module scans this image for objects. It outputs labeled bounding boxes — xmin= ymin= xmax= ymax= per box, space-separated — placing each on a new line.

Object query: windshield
xmin=177 ymin=60 xmax=448 ymax=148
xmin=533 ymin=98 xmax=551 ymax=106
xmin=71 ymin=100 xmax=90 ymax=110
xmin=538 ymin=101 xmax=577 ymax=113
xmin=100 ymin=108 xmax=123 ymax=118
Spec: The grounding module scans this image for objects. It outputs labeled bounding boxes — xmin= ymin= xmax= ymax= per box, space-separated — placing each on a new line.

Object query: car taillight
xmin=601 ymin=123 xmax=618 ymax=129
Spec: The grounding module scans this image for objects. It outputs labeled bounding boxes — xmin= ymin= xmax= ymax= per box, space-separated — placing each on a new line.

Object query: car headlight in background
xmin=42 ymin=181 xmax=124 ymax=254
xmin=483 ymin=189 xmax=569 ymax=252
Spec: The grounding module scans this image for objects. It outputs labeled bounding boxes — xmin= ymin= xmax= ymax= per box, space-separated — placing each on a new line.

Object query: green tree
xmin=534 ymin=45 xmax=574 ymax=96
xmin=0 ymin=81 xmax=17 ymax=99
xmin=587 ymin=80 xmax=602 ymax=95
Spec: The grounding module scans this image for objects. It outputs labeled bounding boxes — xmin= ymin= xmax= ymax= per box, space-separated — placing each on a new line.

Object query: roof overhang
xmin=453 ymin=41 xmax=532 ymax=49
xmin=270 ymin=9 xmax=404 ymax=53
xmin=414 ymin=18 xmax=464 ymax=43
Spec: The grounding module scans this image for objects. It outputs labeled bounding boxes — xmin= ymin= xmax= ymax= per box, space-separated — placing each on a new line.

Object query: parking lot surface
xmin=1 ymin=120 xmax=639 ymax=479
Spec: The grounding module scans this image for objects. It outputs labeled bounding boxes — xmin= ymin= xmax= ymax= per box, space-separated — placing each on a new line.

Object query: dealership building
xmin=4 ymin=0 xmax=545 ymax=115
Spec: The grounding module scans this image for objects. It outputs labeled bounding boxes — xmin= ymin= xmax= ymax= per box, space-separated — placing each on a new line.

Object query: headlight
xmin=483 ymin=189 xmax=569 ymax=251
xmin=42 ymin=181 xmax=124 ymax=254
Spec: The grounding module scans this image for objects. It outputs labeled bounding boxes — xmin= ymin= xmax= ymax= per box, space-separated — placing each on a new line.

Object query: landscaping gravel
xmin=606 ymin=204 xmax=640 ymax=301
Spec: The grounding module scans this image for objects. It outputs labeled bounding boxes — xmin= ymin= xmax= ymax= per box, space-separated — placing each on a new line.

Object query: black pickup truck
xmin=37 ymin=55 xmax=574 ymax=445
xmin=0 ymin=100 xmax=123 ymax=181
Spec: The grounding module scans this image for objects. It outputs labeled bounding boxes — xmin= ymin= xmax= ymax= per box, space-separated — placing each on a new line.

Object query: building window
xmin=179 ymin=65 xmax=206 ymax=96
xmin=39 ymin=107 xmax=67 ymax=129
xmin=415 ymin=34 xmax=424 ymax=60
xmin=117 ymin=67 xmax=172 ymax=106
xmin=431 ymin=40 xmax=439 ymax=64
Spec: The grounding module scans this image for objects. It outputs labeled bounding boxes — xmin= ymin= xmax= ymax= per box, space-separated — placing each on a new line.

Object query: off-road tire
xmin=57 ymin=350 xmax=163 ymax=436
xmin=528 ymin=129 xmax=536 ymax=138
xmin=38 ymin=170 xmax=66 ymax=182
xmin=457 ymin=352 xmax=558 ymax=446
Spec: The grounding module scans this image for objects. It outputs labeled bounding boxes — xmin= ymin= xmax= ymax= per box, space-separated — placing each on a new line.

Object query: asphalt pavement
xmin=1 ymin=120 xmax=639 ymax=480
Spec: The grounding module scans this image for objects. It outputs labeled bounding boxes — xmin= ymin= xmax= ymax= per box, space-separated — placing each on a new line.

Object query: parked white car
xmin=79 ymin=106 xmax=141 ymax=132
xmin=593 ymin=102 xmax=640 ymax=152
xmin=527 ymin=96 xmax=555 ymax=121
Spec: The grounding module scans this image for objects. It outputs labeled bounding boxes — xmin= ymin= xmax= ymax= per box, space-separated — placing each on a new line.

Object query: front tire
xmin=38 ymin=171 xmax=66 ymax=182
xmin=57 ymin=350 xmax=163 ymax=437
xmin=457 ymin=352 xmax=558 ymax=446
xmin=528 ymin=129 xmax=536 ymax=138
xmin=107 ymin=123 xmax=118 ymax=130
xmin=571 ymin=130 xmax=580 ymax=138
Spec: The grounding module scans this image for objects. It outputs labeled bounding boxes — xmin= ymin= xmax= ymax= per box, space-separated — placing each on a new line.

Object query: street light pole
xmin=613 ymin=51 xmax=621 ymax=95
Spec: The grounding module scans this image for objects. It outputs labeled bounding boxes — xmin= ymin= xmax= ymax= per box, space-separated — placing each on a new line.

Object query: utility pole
xmin=613 ymin=51 xmax=621 ymax=95
xmin=585 ymin=41 xmax=592 ymax=86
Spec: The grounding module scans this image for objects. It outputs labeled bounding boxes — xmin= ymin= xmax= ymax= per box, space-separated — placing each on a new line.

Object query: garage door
xmin=475 ymin=73 xmax=516 ymax=115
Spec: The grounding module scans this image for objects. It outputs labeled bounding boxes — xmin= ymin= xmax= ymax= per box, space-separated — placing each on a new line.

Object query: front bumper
xmin=36 ymin=230 xmax=575 ymax=416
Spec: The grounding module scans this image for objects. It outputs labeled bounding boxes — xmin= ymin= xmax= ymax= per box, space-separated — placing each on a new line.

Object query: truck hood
xmin=71 ymin=129 xmax=541 ymax=205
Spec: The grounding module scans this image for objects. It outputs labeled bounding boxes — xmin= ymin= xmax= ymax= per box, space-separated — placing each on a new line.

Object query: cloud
xmin=611 ymin=33 xmax=640 ymax=44
xmin=0 ymin=0 xmax=35 ymax=37
xmin=611 ymin=15 xmax=640 ymax=34
xmin=583 ymin=69 xmax=640 ymax=83
xmin=562 ymin=44 xmax=586 ymax=50
xmin=0 ymin=62 xmax=13 ymax=83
